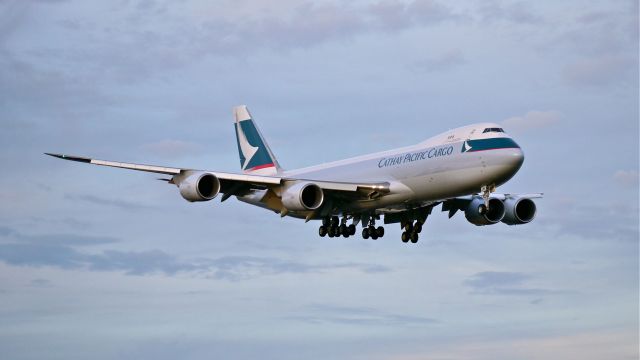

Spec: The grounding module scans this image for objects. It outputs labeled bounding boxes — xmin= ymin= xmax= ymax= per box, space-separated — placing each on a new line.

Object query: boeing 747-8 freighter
xmin=47 ymin=105 xmax=542 ymax=243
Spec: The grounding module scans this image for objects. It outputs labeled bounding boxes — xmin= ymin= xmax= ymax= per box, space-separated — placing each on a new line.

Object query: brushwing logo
xmin=236 ymin=121 xmax=258 ymax=170
xmin=461 ymin=140 xmax=473 ymax=153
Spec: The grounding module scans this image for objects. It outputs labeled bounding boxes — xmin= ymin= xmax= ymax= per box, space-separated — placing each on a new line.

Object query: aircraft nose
xmin=506 ymin=148 xmax=525 ymax=171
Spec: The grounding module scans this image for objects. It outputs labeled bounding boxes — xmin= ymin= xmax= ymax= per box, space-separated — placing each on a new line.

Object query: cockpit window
xmin=482 ymin=128 xmax=505 ymax=133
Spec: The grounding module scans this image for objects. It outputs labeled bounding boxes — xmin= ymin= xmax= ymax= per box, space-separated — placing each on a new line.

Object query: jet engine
xmin=281 ymin=182 xmax=324 ymax=211
xmin=465 ymin=197 xmax=505 ymax=226
xmin=501 ymin=197 xmax=537 ymax=225
xmin=177 ymin=172 xmax=220 ymax=202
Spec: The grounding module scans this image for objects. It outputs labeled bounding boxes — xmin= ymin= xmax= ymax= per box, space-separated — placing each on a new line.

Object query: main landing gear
xmin=318 ymin=216 xmax=383 ymax=240
xmin=318 ymin=216 xmax=424 ymax=244
xmin=362 ymin=218 xmax=385 ymax=240
xmin=400 ymin=220 xmax=423 ymax=243
xmin=318 ymin=216 xmax=356 ymax=238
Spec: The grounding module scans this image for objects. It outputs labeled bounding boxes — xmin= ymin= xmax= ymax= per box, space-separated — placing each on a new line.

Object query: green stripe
xmin=467 ymin=138 xmax=520 ymax=152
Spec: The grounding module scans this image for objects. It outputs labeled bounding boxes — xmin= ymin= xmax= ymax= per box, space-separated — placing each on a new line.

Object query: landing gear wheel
xmin=319 ymin=226 xmax=327 ymax=237
xmin=368 ymin=226 xmax=378 ymax=240
xmin=348 ymin=224 xmax=356 ymax=236
xmin=376 ymin=226 xmax=385 ymax=237
xmin=414 ymin=222 xmax=422 ymax=233
xmin=405 ymin=223 xmax=413 ymax=233
xmin=401 ymin=232 xmax=409 ymax=243
xmin=410 ymin=232 xmax=419 ymax=243
xmin=362 ymin=228 xmax=370 ymax=239
xmin=328 ymin=227 xmax=335 ymax=237
xmin=340 ymin=224 xmax=348 ymax=236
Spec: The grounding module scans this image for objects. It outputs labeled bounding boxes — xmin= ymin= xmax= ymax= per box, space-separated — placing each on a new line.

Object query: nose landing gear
xmin=479 ymin=184 xmax=496 ymax=214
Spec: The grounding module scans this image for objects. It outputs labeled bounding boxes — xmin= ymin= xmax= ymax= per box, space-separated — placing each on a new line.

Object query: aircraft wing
xmin=44 ymin=153 xmax=390 ymax=196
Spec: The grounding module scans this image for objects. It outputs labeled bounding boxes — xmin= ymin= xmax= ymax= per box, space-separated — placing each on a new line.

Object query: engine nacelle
xmin=502 ymin=197 xmax=537 ymax=225
xmin=177 ymin=172 xmax=220 ymax=202
xmin=465 ymin=197 xmax=505 ymax=226
xmin=281 ymin=182 xmax=324 ymax=211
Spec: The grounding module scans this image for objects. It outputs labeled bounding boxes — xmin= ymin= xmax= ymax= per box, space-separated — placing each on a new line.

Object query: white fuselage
xmin=239 ymin=122 xmax=524 ymax=214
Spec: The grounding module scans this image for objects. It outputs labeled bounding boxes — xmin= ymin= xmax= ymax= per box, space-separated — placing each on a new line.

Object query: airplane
xmin=46 ymin=105 xmax=542 ymax=243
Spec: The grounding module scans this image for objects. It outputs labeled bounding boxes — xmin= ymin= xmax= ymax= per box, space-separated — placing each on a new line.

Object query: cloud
xmin=208 ymin=256 xmax=391 ymax=281
xmin=196 ymin=0 xmax=460 ymax=52
xmin=563 ymin=55 xmax=636 ymax=87
xmin=501 ymin=110 xmax=561 ymax=134
xmin=140 ymin=139 xmax=202 ymax=159
xmin=0 ymin=227 xmax=389 ymax=278
xmin=0 ymin=226 xmax=14 ymax=236
xmin=613 ymin=170 xmax=639 ymax=188
xmin=0 ymin=0 xmax=463 ymax=94
xmin=477 ymin=0 xmax=544 ymax=24
xmin=288 ymin=304 xmax=437 ymax=327
xmin=545 ymin=201 xmax=639 ymax=244
xmin=63 ymin=194 xmax=155 ymax=212
xmin=29 ymin=278 xmax=51 ymax=287
xmin=377 ymin=330 xmax=639 ymax=360
xmin=464 ymin=271 xmax=560 ymax=296
xmin=413 ymin=49 xmax=466 ymax=72
xmin=6 ymin=230 xmax=118 ymax=247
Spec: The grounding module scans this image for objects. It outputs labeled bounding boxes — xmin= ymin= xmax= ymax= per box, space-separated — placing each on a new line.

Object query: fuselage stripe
xmin=467 ymin=146 xmax=520 ymax=152
xmin=464 ymin=137 xmax=520 ymax=153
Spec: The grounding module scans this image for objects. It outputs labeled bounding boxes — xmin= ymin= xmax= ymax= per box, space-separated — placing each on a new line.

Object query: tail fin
xmin=233 ymin=105 xmax=282 ymax=175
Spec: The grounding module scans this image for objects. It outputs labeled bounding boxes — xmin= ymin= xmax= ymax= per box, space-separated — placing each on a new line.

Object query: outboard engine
xmin=465 ymin=197 xmax=505 ymax=226
xmin=177 ymin=172 xmax=220 ymax=202
xmin=502 ymin=197 xmax=537 ymax=225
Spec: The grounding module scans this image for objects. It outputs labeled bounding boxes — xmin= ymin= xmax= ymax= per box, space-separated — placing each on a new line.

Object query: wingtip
xmin=44 ymin=153 xmax=92 ymax=163
xmin=44 ymin=152 xmax=63 ymax=158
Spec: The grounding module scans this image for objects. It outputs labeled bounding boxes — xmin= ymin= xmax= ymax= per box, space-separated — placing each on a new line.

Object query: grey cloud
xmin=1 ymin=0 xmax=461 ymax=91
xmin=613 ymin=170 xmax=639 ymax=188
xmin=0 ymin=51 xmax=114 ymax=119
xmin=287 ymin=303 xmax=437 ymax=326
xmin=239 ymin=0 xmax=458 ymax=49
xmin=0 ymin=228 xmax=389 ymax=278
xmin=64 ymin=193 xmax=156 ymax=212
xmin=413 ymin=49 xmax=466 ymax=72
xmin=0 ymin=226 xmax=14 ymax=236
xmin=29 ymin=278 xmax=51 ymax=287
xmin=0 ymin=243 xmax=86 ymax=269
xmin=563 ymin=55 xmax=636 ymax=88
xmin=465 ymin=271 xmax=529 ymax=288
xmin=3 ymin=228 xmax=118 ymax=246
xmin=139 ymin=139 xmax=202 ymax=159
xmin=464 ymin=271 xmax=560 ymax=296
xmin=501 ymin=110 xmax=561 ymax=134
xmin=368 ymin=0 xmax=462 ymax=31
xmin=86 ymin=249 xmax=194 ymax=275
xmin=477 ymin=0 xmax=543 ymax=24
xmin=542 ymin=201 xmax=639 ymax=244
xmin=208 ymin=256 xmax=391 ymax=281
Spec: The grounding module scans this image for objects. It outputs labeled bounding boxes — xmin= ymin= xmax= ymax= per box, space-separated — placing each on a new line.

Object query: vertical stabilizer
xmin=233 ymin=105 xmax=282 ymax=175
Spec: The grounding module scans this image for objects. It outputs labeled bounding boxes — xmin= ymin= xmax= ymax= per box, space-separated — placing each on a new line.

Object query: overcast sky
xmin=0 ymin=1 xmax=638 ymax=359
